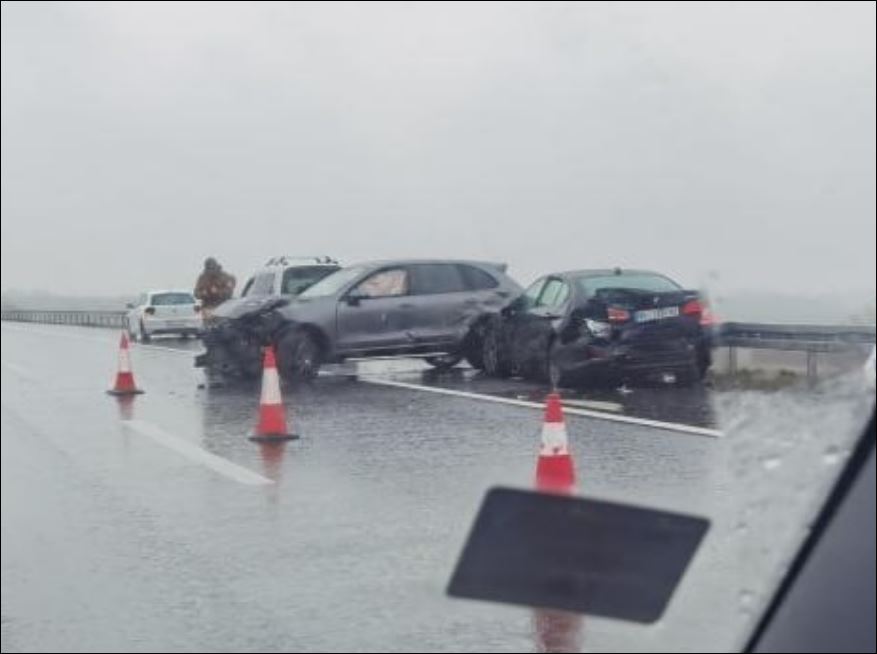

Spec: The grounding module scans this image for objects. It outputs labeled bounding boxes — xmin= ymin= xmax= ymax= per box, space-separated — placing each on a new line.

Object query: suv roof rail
xmin=264 ymin=255 xmax=339 ymax=266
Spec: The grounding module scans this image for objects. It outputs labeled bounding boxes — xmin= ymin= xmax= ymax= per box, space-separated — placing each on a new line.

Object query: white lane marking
xmin=360 ymin=377 xmax=722 ymax=438
xmin=137 ymin=343 xmax=200 ymax=356
xmin=561 ymin=398 xmax=624 ymax=412
xmin=1 ymin=322 xmax=112 ymax=344
xmin=123 ymin=419 xmax=273 ymax=486
xmin=1 ymin=359 xmax=35 ymax=380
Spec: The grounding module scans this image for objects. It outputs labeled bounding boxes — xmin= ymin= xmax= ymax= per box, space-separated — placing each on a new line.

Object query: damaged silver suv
xmin=196 ymin=259 xmax=521 ymax=380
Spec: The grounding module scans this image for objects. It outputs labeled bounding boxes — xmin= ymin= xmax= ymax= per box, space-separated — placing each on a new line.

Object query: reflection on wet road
xmin=1 ymin=323 xmax=871 ymax=652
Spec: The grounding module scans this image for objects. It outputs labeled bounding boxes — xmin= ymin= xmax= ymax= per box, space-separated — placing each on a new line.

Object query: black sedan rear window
xmin=576 ymin=273 xmax=681 ymax=295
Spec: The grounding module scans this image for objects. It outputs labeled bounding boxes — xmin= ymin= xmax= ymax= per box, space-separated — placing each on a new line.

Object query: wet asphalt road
xmin=1 ymin=322 xmax=872 ymax=652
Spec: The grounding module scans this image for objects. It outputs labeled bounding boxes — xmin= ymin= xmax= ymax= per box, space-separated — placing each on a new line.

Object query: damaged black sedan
xmin=480 ymin=269 xmax=713 ymax=387
xmin=196 ymin=260 xmax=521 ymax=380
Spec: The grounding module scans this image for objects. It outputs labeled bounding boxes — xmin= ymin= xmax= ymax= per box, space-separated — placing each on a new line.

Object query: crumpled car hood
xmin=211 ymin=295 xmax=289 ymax=320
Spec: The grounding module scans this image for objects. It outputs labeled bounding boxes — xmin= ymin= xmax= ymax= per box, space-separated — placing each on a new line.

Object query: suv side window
xmin=409 ymin=264 xmax=466 ymax=295
xmin=457 ymin=264 xmax=499 ymax=290
xmin=352 ymin=268 xmax=409 ymax=298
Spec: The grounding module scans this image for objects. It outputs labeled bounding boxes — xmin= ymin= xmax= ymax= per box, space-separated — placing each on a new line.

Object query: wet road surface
xmin=1 ymin=323 xmax=872 ymax=652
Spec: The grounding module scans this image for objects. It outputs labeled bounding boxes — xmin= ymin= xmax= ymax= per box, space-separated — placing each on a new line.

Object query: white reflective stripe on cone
xmin=260 ymin=367 xmax=283 ymax=406
xmin=118 ymin=346 xmax=132 ymax=373
xmin=540 ymin=422 xmax=569 ymax=455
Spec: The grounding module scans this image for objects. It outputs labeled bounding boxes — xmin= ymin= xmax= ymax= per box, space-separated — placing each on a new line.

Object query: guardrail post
xmin=806 ymin=351 xmax=818 ymax=386
xmin=728 ymin=346 xmax=737 ymax=375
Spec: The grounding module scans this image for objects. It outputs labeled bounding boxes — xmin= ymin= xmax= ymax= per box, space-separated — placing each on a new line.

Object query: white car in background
xmin=126 ymin=290 xmax=202 ymax=342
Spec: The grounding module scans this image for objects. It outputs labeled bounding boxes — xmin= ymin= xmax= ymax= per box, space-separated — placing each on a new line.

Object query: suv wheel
xmin=276 ymin=329 xmax=321 ymax=381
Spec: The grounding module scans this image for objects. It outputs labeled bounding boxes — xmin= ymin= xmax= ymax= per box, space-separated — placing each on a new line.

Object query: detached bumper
xmin=195 ymin=321 xmax=262 ymax=378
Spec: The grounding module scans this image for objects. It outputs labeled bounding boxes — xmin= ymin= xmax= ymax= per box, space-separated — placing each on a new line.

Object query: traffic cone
xmin=107 ymin=332 xmax=144 ymax=396
xmin=249 ymin=346 xmax=298 ymax=442
xmin=535 ymin=392 xmax=575 ymax=492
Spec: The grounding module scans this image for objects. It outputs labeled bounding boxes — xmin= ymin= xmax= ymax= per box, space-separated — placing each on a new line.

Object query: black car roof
xmin=554 ymin=268 xmax=670 ymax=279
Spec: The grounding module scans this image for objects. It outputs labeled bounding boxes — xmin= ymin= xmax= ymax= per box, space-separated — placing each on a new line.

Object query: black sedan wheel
xmin=482 ymin=323 xmax=511 ymax=378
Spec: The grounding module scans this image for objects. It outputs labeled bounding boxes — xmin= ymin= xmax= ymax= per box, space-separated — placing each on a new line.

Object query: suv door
xmin=405 ymin=263 xmax=471 ymax=348
xmin=335 ymin=266 xmax=413 ymax=353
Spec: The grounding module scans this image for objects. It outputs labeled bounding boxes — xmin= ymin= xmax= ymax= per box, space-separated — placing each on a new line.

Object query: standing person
xmin=194 ymin=257 xmax=236 ymax=321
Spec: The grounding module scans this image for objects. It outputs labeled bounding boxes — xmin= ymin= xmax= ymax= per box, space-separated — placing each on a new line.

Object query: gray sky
xmin=2 ymin=1 xmax=875 ymax=297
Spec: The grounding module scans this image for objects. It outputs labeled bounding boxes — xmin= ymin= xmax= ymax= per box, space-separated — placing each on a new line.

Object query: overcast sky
xmin=2 ymin=1 xmax=875 ymax=297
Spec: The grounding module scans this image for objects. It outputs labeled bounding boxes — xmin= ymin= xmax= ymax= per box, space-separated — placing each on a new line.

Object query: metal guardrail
xmin=2 ymin=309 xmax=873 ymax=344
xmin=714 ymin=322 xmax=876 ymax=381
xmin=0 ymin=309 xmax=128 ymax=329
xmin=716 ymin=322 xmax=876 ymax=351
xmin=1 ymin=309 xmax=873 ymax=378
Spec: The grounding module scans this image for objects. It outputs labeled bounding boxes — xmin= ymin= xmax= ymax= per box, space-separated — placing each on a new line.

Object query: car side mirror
xmin=502 ymin=297 xmax=523 ymax=316
xmin=345 ymin=292 xmax=365 ymax=306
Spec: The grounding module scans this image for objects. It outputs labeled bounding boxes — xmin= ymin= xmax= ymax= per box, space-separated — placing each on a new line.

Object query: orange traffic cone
xmin=535 ymin=392 xmax=576 ymax=492
xmin=249 ymin=346 xmax=298 ymax=442
xmin=107 ymin=332 xmax=144 ymax=396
